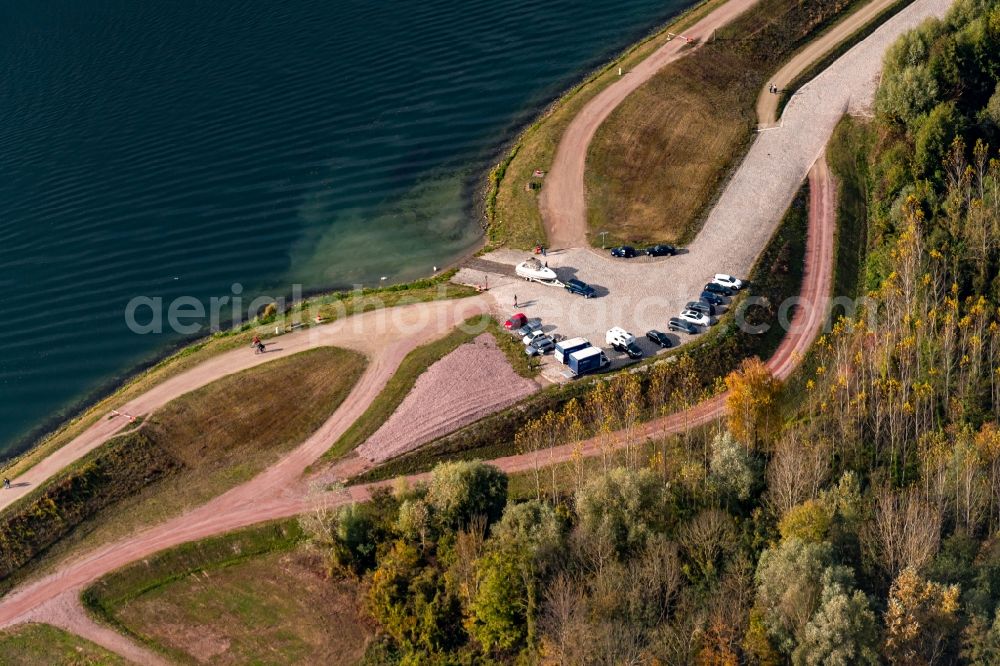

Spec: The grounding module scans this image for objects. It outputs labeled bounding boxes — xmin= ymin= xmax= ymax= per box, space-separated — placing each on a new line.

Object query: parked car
xmin=713 ymin=273 xmax=744 ymax=290
xmin=522 ymin=329 xmax=548 ymax=346
xmin=525 ymin=335 xmax=555 ymax=356
xmin=699 ymin=291 xmax=725 ymax=306
xmin=646 ymin=330 xmax=673 ymax=348
xmin=679 ymin=309 xmax=710 ymax=327
xmin=668 ymin=317 xmax=699 ymax=335
xmin=613 ymin=341 xmax=644 ymax=359
xmin=703 ymin=282 xmax=733 ymax=296
xmin=686 ymin=300 xmax=714 ymax=316
xmin=644 ymin=244 xmax=677 ymax=257
xmin=610 ymin=246 xmax=637 ymax=258
xmin=564 ymin=278 xmax=596 ymax=298
xmin=515 ymin=318 xmax=542 ymax=338
xmin=504 ymin=313 xmax=527 ymax=330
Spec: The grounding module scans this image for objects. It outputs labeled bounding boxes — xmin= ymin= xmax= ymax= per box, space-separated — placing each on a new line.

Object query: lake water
xmin=0 ymin=0 xmax=694 ymax=458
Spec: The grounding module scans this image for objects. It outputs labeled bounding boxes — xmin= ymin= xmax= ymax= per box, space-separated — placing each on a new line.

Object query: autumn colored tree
xmin=725 ymin=357 xmax=782 ymax=449
xmin=883 ymin=567 xmax=961 ymax=665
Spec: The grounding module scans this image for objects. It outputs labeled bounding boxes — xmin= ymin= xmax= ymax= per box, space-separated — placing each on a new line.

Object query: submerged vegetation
xmin=299 ymin=1 xmax=1000 ymax=662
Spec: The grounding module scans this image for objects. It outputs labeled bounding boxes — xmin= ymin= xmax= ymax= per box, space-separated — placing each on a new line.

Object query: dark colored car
xmin=504 ymin=313 xmax=527 ymax=330
xmin=645 ymin=244 xmax=677 ymax=257
xmin=613 ymin=341 xmax=644 ymax=359
xmin=646 ymin=330 xmax=673 ymax=348
xmin=564 ymin=278 xmax=596 ymax=298
xmin=668 ymin=317 xmax=699 ymax=335
xmin=610 ymin=246 xmax=637 ymax=258
xmin=699 ymin=291 xmax=725 ymax=306
xmin=703 ymin=282 xmax=733 ymax=296
xmin=686 ymin=300 xmax=714 ymax=316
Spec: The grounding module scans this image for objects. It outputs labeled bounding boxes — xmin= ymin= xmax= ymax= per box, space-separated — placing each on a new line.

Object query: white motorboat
xmin=515 ymin=257 xmax=558 ymax=282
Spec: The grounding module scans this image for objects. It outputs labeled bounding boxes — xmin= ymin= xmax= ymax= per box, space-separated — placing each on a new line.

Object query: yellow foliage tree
xmin=724 ymin=357 xmax=782 ymax=449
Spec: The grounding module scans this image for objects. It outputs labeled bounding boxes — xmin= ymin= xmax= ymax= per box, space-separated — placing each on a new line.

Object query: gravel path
xmin=358 ymin=334 xmax=537 ymax=463
xmin=755 ymin=0 xmax=903 ymax=127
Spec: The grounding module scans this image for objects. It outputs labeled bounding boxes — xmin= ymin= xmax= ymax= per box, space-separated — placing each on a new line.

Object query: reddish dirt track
xmin=539 ymin=0 xmax=760 ymax=250
xmin=0 ymin=157 xmax=837 ymax=661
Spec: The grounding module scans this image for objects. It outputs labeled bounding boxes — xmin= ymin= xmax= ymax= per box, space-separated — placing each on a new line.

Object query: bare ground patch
xmin=358 ymin=334 xmax=538 ymax=463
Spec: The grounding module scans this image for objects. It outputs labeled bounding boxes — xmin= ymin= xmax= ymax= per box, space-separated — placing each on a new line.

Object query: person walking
xmin=514 ymin=294 xmax=518 ymax=308
xmin=3 ymin=478 xmax=10 ymax=490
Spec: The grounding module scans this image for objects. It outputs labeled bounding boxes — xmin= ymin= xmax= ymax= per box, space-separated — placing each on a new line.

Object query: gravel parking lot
xmin=455 ymin=0 xmax=951 ymax=382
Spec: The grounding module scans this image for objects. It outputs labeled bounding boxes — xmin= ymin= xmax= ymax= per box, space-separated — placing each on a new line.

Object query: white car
xmin=712 ymin=273 xmax=744 ymax=290
xmin=679 ymin=309 xmax=710 ymax=327
xmin=523 ymin=329 xmax=548 ymax=346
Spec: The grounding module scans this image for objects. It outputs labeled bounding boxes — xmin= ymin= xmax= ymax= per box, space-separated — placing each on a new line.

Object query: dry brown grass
xmin=586 ymin=0 xmax=862 ymax=246
xmin=5 ymin=347 xmax=366 ymax=592
xmin=116 ymin=548 xmax=370 ymax=665
xmin=487 ymin=0 xmax=730 ymax=249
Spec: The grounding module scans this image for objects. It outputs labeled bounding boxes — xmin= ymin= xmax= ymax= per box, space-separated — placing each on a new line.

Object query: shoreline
xmin=1 ymin=0 xmax=708 ymax=467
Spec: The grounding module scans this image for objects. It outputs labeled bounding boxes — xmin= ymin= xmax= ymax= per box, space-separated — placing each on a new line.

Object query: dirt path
xmin=756 ymin=0 xmax=904 ymax=127
xmin=538 ymin=0 xmax=761 ymax=250
xmin=0 ymin=298 xmax=491 ymax=514
xmin=0 ymin=158 xmax=836 ymax=663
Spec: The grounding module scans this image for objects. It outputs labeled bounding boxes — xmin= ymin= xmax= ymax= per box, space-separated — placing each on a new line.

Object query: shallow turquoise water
xmin=0 ymin=0 xmax=694 ymax=457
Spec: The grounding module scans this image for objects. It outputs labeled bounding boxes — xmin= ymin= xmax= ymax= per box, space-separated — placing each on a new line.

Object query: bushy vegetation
xmin=312 ymin=2 xmax=1000 ymax=662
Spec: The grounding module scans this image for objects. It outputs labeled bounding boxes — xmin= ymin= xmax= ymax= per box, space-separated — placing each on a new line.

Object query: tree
xmin=792 ymin=570 xmax=879 ymax=666
xmin=779 ymin=499 xmax=834 ymax=544
xmin=708 ymin=430 xmax=762 ymax=502
xmin=679 ymin=508 xmax=738 ymax=586
xmin=754 ymin=538 xmax=853 ymax=654
xmin=574 ymin=466 xmax=668 ymax=559
xmin=725 ymin=357 xmax=782 ymax=449
xmin=426 ymin=460 xmax=508 ymax=530
xmin=862 ymin=486 xmax=942 ymax=581
xmin=883 ymin=567 xmax=961 ymax=665
xmin=397 ymin=498 xmax=432 ymax=548
xmin=367 ymin=540 xmax=465 ymax=654
xmin=467 ymin=550 xmax=529 ymax=654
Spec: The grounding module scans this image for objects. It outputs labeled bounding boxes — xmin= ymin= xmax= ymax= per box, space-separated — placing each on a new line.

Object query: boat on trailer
xmin=515 ymin=257 xmax=560 ymax=284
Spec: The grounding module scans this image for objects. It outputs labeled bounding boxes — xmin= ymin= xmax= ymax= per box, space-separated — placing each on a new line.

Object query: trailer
xmin=566 ymin=346 xmax=610 ymax=377
xmin=554 ymin=337 xmax=591 ymax=364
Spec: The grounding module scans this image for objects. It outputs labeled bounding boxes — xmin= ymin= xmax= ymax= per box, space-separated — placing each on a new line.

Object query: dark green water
xmin=0 ymin=0 xmax=695 ymax=458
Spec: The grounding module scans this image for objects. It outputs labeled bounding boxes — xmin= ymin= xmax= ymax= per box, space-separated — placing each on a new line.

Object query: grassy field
xmin=0 ymin=623 xmax=127 ymax=666
xmin=319 ymin=315 xmax=536 ymax=466
xmin=585 ymin=0 xmax=866 ymax=247
xmin=0 ymin=347 xmax=365 ymax=595
xmin=84 ymin=520 xmax=370 ymax=665
xmin=486 ymin=0 xmax=729 ymax=249
xmin=1 ymin=272 xmax=474 ymax=482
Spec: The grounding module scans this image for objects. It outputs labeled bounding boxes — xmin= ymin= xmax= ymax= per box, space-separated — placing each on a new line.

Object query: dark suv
xmin=610 ymin=246 xmax=637 ymax=258
xmin=645 ymin=244 xmax=677 ymax=257
xmin=613 ymin=341 xmax=644 ymax=359
xmin=646 ymin=330 xmax=672 ymax=348
xmin=564 ymin=278 xmax=596 ymax=298
xmin=699 ymin=291 xmax=725 ymax=306
xmin=703 ymin=282 xmax=733 ymax=296
xmin=668 ymin=317 xmax=699 ymax=335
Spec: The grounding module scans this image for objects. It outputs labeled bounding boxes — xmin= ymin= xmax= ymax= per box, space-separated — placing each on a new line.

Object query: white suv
xmin=712 ymin=274 xmax=743 ymax=290
xmin=678 ymin=309 xmax=710 ymax=327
